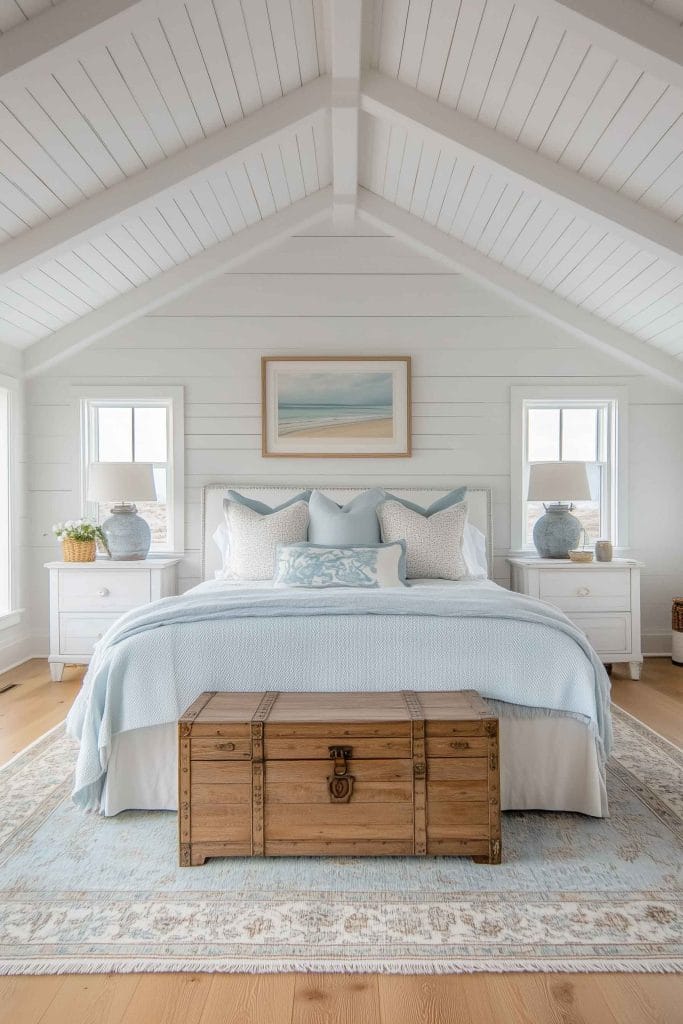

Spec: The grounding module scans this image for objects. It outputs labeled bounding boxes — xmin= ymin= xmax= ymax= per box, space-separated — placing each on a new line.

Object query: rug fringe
xmin=0 ymin=958 xmax=680 ymax=976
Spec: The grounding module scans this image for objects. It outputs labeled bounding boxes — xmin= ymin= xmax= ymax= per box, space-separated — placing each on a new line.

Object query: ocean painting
xmin=262 ymin=357 xmax=411 ymax=458
xmin=277 ymin=372 xmax=393 ymax=439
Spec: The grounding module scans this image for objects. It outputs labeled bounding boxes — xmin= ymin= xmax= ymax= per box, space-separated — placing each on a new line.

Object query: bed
xmin=66 ymin=484 xmax=611 ymax=818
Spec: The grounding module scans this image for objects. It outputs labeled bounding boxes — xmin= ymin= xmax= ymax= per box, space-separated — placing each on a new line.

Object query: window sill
xmin=0 ymin=609 xmax=23 ymax=632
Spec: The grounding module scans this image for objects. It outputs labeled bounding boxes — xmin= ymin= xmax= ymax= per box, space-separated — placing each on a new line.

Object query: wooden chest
xmin=178 ymin=690 xmax=501 ymax=865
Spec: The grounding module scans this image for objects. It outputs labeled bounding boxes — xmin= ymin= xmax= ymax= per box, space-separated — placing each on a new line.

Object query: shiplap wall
xmin=23 ymin=221 xmax=683 ymax=653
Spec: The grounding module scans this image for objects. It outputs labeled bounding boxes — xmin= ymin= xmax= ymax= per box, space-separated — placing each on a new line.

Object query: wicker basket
xmin=62 ymin=538 xmax=96 ymax=562
xmin=673 ymin=599 xmax=683 ymax=666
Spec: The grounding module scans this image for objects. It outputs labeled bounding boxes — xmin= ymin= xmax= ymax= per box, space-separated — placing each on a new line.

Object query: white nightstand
xmin=507 ymin=556 xmax=643 ymax=680
xmin=45 ymin=558 xmax=181 ymax=681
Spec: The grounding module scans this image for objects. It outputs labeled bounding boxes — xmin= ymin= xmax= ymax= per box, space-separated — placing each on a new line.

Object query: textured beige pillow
xmin=377 ymin=499 xmax=468 ymax=580
xmin=224 ymin=500 xmax=309 ymax=580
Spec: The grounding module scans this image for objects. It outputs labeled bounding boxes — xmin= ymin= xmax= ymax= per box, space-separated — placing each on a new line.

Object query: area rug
xmin=0 ymin=706 xmax=680 ymax=975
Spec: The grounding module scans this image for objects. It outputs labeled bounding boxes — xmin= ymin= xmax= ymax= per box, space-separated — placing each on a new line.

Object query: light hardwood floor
xmin=0 ymin=658 xmax=681 ymax=1024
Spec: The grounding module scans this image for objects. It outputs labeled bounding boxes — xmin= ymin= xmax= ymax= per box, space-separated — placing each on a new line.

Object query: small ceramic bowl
xmin=569 ymin=550 xmax=594 ymax=563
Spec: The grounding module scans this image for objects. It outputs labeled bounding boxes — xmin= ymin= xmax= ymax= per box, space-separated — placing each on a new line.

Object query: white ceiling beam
xmin=330 ymin=0 xmax=362 ymax=225
xmin=358 ymin=189 xmax=683 ymax=392
xmin=0 ymin=0 xmax=159 ymax=91
xmin=23 ymin=189 xmax=332 ymax=378
xmin=361 ymin=72 xmax=683 ymax=270
xmin=0 ymin=76 xmax=330 ymax=288
xmin=516 ymin=0 xmax=683 ymax=92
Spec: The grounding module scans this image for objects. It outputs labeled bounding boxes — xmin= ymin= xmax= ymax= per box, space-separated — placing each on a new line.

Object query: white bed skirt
xmin=101 ymin=715 xmax=608 ymax=818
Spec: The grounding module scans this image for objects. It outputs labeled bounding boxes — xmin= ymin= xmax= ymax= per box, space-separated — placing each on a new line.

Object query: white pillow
xmin=463 ymin=523 xmax=488 ymax=578
xmin=377 ymin=499 xmax=468 ymax=580
xmin=223 ymin=500 xmax=309 ymax=580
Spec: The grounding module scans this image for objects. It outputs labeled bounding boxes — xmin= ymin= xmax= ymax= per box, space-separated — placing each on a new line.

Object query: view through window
xmin=526 ymin=404 xmax=607 ymax=547
xmin=91 ymin=403 xmax=169 ymax=549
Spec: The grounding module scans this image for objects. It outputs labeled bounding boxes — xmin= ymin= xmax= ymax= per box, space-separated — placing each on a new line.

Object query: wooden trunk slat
xmin=427 ymin=757 xmax=488 ymax=780
xmin=263 ymin=737 xmax=412 ymax=759
xmin=179 ymin=690 xmax=501 ymax=865
xmin=190 ymin=761 xmax=252 ymax=785
xmin=264 ymin=840 xmax=416 ymax=856
xmin=426 ymin=779 xmax=488 ymax=800
xmin=259 ymin=722 xmax=413 ymax=737
xmin=191 ymin=737 xmax=252 ymax=759
xmin=426 ymin=737 xmax=489 ymax=756
xmin=266 ymin=780 xmax=413 ymax=804
xmin=426 ymin=800 xmax=490 ymax=827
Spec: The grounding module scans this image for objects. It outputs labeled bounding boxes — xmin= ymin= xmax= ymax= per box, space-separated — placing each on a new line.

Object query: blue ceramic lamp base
xmin=101 ymin=504 xmax=151 ymax=560
xmin=532 ymin=504 xmax=582 ymax=558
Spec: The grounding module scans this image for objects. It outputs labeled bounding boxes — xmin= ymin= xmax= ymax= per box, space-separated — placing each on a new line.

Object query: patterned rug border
xmin=0 ymin=704 xmax=681 ymax=976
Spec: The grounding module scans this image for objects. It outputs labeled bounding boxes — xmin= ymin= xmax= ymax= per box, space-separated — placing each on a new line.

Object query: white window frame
xmin=74 ymin=386 xmax=184 ymax=557
xmin=510 ymin=385 xmax=628 ymax=554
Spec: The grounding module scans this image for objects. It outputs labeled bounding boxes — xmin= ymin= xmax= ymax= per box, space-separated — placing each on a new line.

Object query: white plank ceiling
xmin=1 ymin=0 xmax=682 ymax=370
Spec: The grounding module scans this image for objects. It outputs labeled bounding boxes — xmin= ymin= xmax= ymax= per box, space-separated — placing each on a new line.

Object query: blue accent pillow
xmin=384 ymin=486 xmax=467 ymax=516
xmin=273 ymin=541 xmax=407 ymax=589
xmin=225 ymin=489 xmax=311 ymax=515
xmin=308 ymin=488 xmax=385 ymax=545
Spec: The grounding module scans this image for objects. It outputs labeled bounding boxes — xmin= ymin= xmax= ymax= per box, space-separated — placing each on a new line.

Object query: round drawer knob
xmin=577 ymin=586 xmax=591 ymax=597
xmin=97 ymin=587 xmax=110 ymax=597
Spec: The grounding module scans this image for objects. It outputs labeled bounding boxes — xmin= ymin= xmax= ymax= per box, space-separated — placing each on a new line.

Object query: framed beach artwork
xmin=261 ymin=357 xmax=411 ymax=458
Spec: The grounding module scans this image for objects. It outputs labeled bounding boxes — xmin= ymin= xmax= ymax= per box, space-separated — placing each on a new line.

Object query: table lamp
xmin=87 ymin=462 xmax=156 ymax=560
xmin=527 ymin=461 xmax=591 ymax=558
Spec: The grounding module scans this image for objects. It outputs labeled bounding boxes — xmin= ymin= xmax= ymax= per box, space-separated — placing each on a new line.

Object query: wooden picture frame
xmin=261 ymin=356 xmax=412 ymax=458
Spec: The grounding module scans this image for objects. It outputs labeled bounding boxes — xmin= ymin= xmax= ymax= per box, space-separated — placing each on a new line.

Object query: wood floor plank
xmin=200 ymin=973 xmax=296 ymax=1024
xmin=119 ymin=973 xmax=212 ymax=1024
xmin=0 ymin=657 xmax=680 ymax=1024
xmin=378 ymin=974 xmax=474 ymax=1023
xmin=292 ymin=974 xmax=380 ymax=1024
xmin=595 ymin=973 xmax=683 ymax=1024
xmin=0 ymin=975 xmax=66 ymax=1024
xmin=37 ymin=974 xmax=140 ymax=1024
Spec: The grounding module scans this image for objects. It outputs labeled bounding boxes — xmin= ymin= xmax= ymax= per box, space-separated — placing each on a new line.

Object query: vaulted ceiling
xmin=0 ymin=0 xmax=682 ymax=387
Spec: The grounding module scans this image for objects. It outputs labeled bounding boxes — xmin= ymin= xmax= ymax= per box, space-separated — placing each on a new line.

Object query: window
xmin=511 ymin=386 xmax=627 ymax=553
xmin=78 ymin=387 xmax=184 ymax=554
xmin=0 ymin=386 xmax=10 ymax=614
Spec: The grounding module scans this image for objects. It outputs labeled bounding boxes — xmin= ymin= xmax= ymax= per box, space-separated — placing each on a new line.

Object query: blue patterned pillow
xmin=273 ymin=542 xmax=407 ymax=589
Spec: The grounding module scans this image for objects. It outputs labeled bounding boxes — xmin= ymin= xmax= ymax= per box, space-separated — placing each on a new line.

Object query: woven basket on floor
xmin=673 ymin=599 xmax=683 ymax=666
xmin=61 ymin=538 xmax=96 ymax=562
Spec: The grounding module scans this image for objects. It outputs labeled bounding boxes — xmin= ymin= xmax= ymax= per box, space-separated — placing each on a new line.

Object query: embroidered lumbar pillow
xmin=273 ymin=541 xmax=407 ymax=589
xmin=377 ymin=499 xmax=468 ymax=580
xmin=223 ymin=499 xmax=309 ymax=580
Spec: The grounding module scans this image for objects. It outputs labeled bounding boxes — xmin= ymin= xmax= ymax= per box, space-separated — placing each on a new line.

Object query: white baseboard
xmin=0 ymin=634 xmax=34 ymax=674
xmin=642 ymin=632 xmax=673 ymax=657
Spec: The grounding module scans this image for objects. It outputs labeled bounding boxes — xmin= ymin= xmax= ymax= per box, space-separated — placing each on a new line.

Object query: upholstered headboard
xmin=201 ymin=484 xmax=493 ymax=581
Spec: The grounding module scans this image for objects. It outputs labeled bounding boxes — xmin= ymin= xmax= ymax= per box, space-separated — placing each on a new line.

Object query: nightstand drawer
xmin=538 ymin=569 xmax=630 ymax=613
xmin=59 ymin=613 xmax=119 ymax=656
xmin=59 ymin=570 xmax=150 ymax=611
xmin=571 ymin=613 xmax=631 ymax=655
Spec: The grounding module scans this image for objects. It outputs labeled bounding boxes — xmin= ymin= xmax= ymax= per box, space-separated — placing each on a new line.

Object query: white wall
xmin=0 ymin=371 xmax=29 ymax=672
xmin=23 ymin=221 xmax=683 ymax=655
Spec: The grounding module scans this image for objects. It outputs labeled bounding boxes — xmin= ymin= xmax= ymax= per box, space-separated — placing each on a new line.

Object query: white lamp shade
xmin=527 ymin=461 xmax=592 ymax=502
xmin=87 ymin=462 xmax=157 ymax=503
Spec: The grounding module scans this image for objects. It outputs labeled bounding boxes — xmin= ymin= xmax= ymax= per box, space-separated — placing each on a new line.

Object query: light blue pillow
xmin=384 ymin=486 xmax=467 ymax=516
xmin=273 ymin=541 xmax=407 ymax=589
xmin=308 ymin=488 xmax=385 ymax=545
xmin=225 ymin=489 xmax=311 ymax=515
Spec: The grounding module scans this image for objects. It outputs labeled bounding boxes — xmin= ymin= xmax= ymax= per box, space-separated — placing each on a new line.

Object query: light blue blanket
xmin=67 ymin=581 xmax=611 ymax=811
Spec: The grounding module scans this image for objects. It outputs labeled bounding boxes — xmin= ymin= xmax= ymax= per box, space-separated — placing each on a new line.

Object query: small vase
xmin=595 ymin=540 xmax=613 ymax=562
xmin=62 ymin=538 xmax=96 ymax=562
